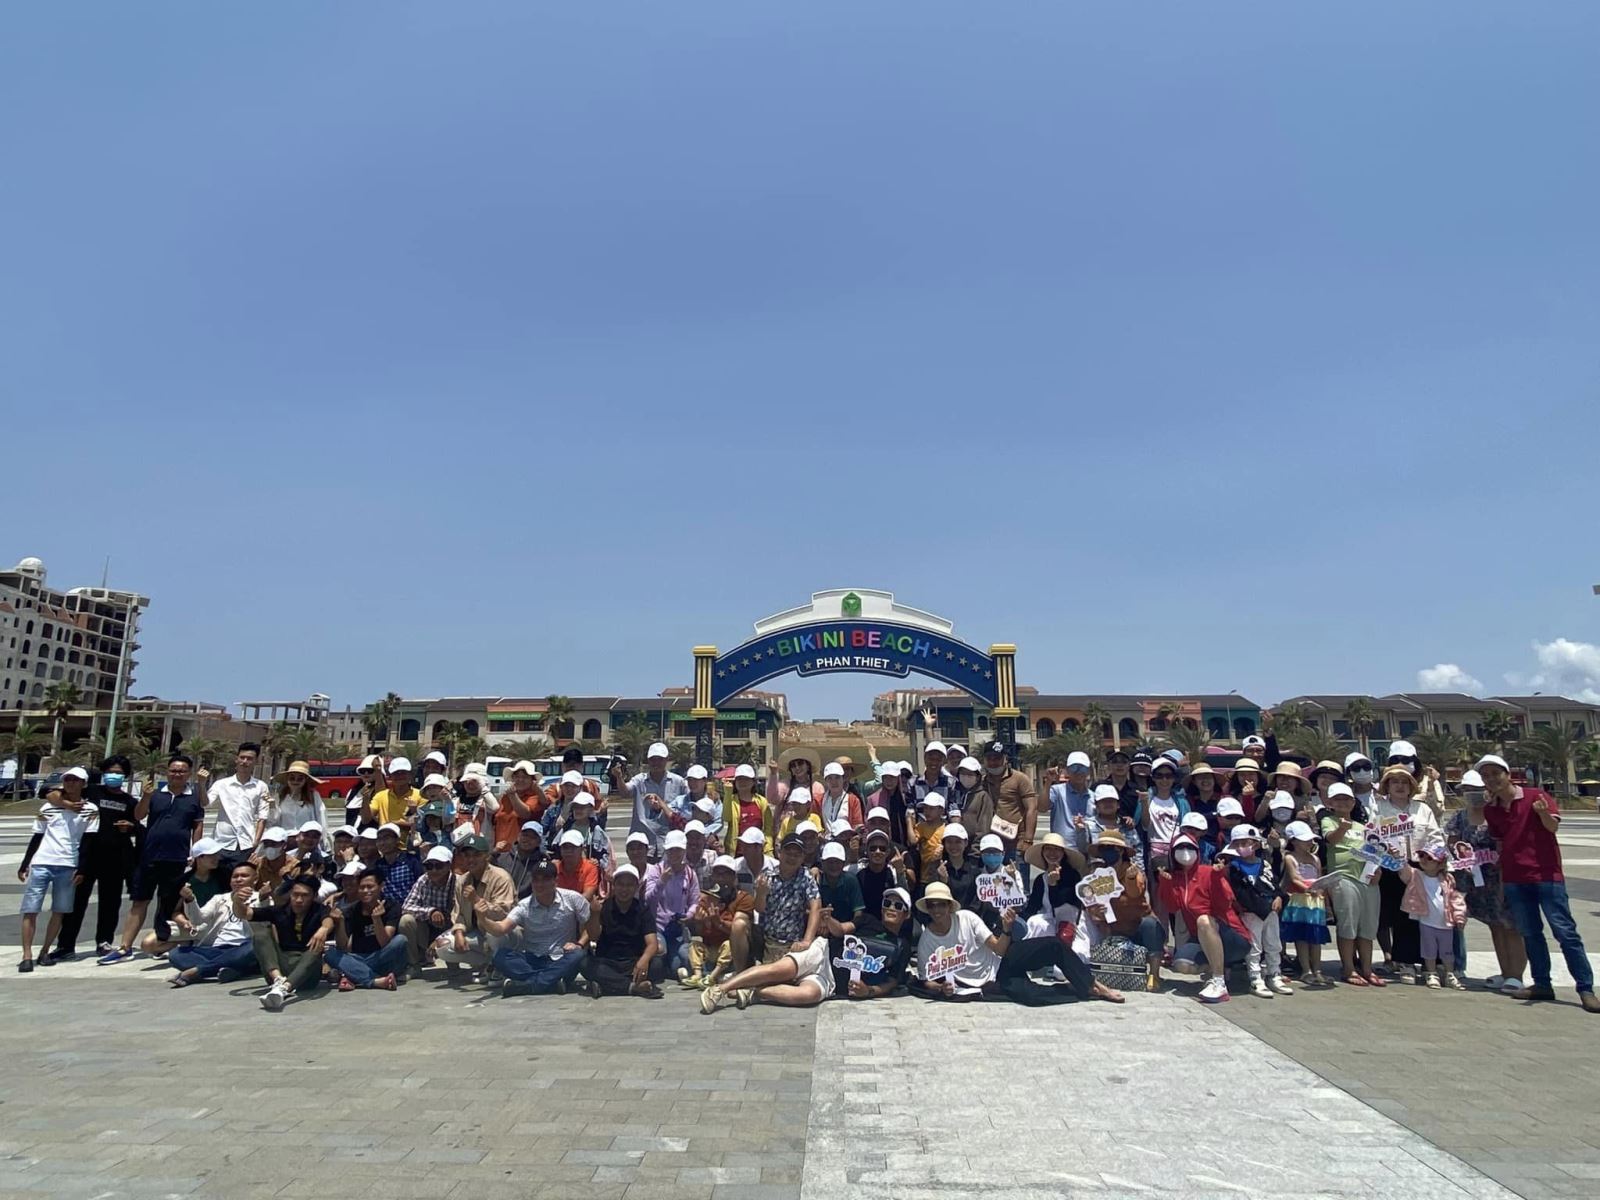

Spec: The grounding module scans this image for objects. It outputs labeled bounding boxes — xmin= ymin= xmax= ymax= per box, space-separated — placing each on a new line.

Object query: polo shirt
xmin=1483 ymin=787 xmax=1564 ymax=884
xmin=507 ymin=888 xmax=590 ymax=956
xmin=144 ymin=788 xmax=206 ymax=863
xmin=818 ymin=869 xmax=864 ymax=921
xmin=368 ymin=788 xmax=417 ymax=827
xmin=207 ymin=774 xmax=269 ymax=849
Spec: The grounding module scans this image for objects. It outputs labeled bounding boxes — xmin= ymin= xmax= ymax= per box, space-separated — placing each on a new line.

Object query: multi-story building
xmin=925 ymin=692 xmax=1263 ymax=750
xmin=1278 ymin=692 xmax=1600 ymax=749
xmin=0 ymin=557 xmax=148 ymax=711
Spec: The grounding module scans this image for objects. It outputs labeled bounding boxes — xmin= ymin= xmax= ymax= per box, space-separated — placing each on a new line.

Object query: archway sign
xmin=689 ymin=589 xmax=1020 ymax=767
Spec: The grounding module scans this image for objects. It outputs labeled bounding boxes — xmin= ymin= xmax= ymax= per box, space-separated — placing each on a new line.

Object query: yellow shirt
xmin=369 ymin=788 xmax=416 ymax=827
xmin=915 ymin=818 xmax=947 ymax=868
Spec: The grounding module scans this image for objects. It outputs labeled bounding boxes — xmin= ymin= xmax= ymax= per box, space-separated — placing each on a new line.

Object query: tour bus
xmin=306 ymin=758 xmax=366 ymax=803
xmin=483 ymin=753 xmax=612 ymax=794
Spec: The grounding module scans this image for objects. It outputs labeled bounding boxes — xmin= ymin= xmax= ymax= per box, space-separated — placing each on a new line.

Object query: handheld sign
xmin=1353 ymin=840 xmax=1406 ymax=882
xmin=1448 ymin=840 xmax=1498 ymax=888
xmin=832 ymin=935 xmax=887 ymax=984
xmin=1365 ymin=815 xmax=1414 ymax=856
xmin=924 ymin=942 xmax=969 ymax=982
xmin=1074 ymin=867 xmax=1124 ymax=912
xmin=975 ymin=871 xmax=1028 ymax=910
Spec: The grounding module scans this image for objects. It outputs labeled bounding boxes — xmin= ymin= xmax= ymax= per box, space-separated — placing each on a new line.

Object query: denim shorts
xmin=21 ymin=864 xmax=76 ymax=915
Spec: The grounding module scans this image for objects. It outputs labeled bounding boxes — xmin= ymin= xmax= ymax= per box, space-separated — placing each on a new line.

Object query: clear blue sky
xmin=5 ymin=3 xmax=1599 ymax=719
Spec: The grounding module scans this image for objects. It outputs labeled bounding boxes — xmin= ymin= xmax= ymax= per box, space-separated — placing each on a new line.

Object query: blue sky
xmin=5 ymin=3 xmax=1599 ymax=718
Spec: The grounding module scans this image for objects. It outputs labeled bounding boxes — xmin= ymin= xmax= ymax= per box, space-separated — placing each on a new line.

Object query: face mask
xmin=980 ymin=852 xmax=1004 ymax=871
xmin=1235 ymin=843 xmax=1257 ymax=859
xmin=1097 ymin=847 xmax=1121 ymax=868
xmin=259 ymin=846 xmax=283 ymax=861
xmin=101 ymin=773 xmax=125 ymax=789
xmin=1173 ymin=847 xmax=1198 ymax=867
xmin=959 ymin=772 xmax=979 ymax=788
xmin=1350 ymin=769 xmax=1374 ymax=786
xmin=1465 ymin=789 xmax=1486 ymax=806
xmin=984 ymin=764 xmax=1004 ymax=777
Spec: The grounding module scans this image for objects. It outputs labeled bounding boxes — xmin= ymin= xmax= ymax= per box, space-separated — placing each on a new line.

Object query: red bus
xmin=307 ymin=758 xmax=366 ymax=803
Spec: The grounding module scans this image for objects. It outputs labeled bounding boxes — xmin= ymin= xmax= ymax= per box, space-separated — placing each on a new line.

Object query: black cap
xmin=531 ymin=860 xmax=560 ymax=879
xmin=563 ymin=746 xmax=583 ymax=764
xmin=984 ymin=740 xmax=1006 ymax=757
xmin=780 ymin=833 xmax=806 ymax=851
xmin=709 ymin=882 xmax=737 ymax=906
xmin=1131 ymin=749 xmax=1154 ymax=766
xmin=1106 ymin=748 xmax=1131 ymax=762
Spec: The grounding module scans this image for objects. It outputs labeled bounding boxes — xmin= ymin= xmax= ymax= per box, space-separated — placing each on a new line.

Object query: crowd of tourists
xmin=15 ymin=731 xmax=1597 ymax=1014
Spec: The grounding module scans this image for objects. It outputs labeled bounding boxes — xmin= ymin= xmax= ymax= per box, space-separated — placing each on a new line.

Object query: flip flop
xmin=1345 ymin=973 xmax=1369 ymax=987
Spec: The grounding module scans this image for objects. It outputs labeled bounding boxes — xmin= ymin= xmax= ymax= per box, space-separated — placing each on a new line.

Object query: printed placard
xmin=833 ymin=934 xmax=887 ymax=981
xmin=924 ymin=942 xmax=969 ymax=981
xmin=1448 ymin=840 xmax=1499 ymax=887
xmin=1353 ymin=841 xmax=1406 ymax=873
xmin=975 ymin=871 xmax=1028 ymax=910
xmin=1365 ymin=814 xmax=1413 ymax=856
xmin=1074 ymin=867 xmax=1125 ymax=911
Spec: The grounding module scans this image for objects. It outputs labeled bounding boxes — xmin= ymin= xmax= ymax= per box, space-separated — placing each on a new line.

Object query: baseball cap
xmin=1343 ymin=751 xmax=1373 ymax=770
xmin=571 ymin=792 xmax=595 ymax=808
xmin=823 ymin=762 xmax=845 ymax=778
xmin=1217 ymin=798 xmax=1245 ymax=818
xmin=1268 ymin=791 xmax=1295 ymax=814
xmin=561 ymin=770 xmax=584 ymax=787
xmin=1460 ymin=770 xmax=1484 ymax=789
xmin=378 ymin=823 xmax=402 ymax=837
xmin=1180 ymin=812 xmax=1209 ymax=833
xmin=820 ymin=842 xmax=846 ymax=863
xmin=919 ymin=792 xmax=947 ymax=809
xmin=338 ymin=859 xmax=364 ymax=877
xmin=1326 ymin=782 xmax=1354 ymax=800
xmin=626 ymin=831 xmax=651 ymax=847
xmin=189 ymin=837 xmax=223 ymax=858
xmin=693 ymin=796 xmax=717 ymax=813
xmin=663 ymin=830 xmax=687 ymax=850
xmin=358 ymin=828 xmax=379 ymax=841
xmin=864 ymin=828 xmax=892 ymax=846
xmin=685 ymin=820 xmax=707 ymax=836
xmin=387 ymin=757 xmax=413 ymax=774
xmin=520 ymin=820 xmax=543 ymax=834
xmin=711 ymin=854 xmax=738 ymax=872
xmin=984 ymin=740 xmax=1007 ymax=757
xmin=1474 ymin=753 xmax=1509 ymax=772
xmin=738 ymin=827 xmax=767 ymax=845
xmin=957 ymin=756 xmax=981 ymax=773
xmin=63 ymin=766 xmax=89 ymax=782
xmin=558 ymin=830 xmax=585 ymax=847
xmin=828 ymin=817 xmax=854 ymax=837
xmin=358 ymin=753 xmax=383 ymax=771
xmin=647 ymin=742 xmax=669 ymax=759
xmin=977 ymin=832 xmax=1003 ymax=852
xmin=333 ymin=825 xmax=357 ymax=839
xmin=422 ymin=750 xmax=447 ymax=766
xmin=686 ymin=764 xmax=709 ymax=780
xmin=1092 ymin=784 xmax=1120 ymax=804
xmin=612 ymin=863 xmax=639 ymax=881
xmin=297 ymin=820 xmax=325 ymax=836
xmin=1387 ymin=739 xmax=1417 ymax=760
xmin=1229 ymin=823 xmax=1261 ymax=843
xmin=425 ymin=845 xmax=454 ymax=864
xmin=261 ymin=826 xmax=287 ymax=842
xmin=925 ymin=741 xmax=947 ymax=756
xmin=866 ymin=806 xmax=890 ymax=822
xmin=1284 ymin=820 xmax=1316 ymax=842
xmin=734 ymin=764 xmax=756 ymax=779
xmin=943 ymin=822 xmax=970 ymax=842
xmin=1065 ymin=752 xmax=1092 ymax=771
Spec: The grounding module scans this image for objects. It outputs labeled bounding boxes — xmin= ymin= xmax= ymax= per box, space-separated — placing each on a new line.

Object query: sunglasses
xmin=425 ymin=863 xmax=450 ymax=871
xmin=924 ymin=899 xmax=952 ymax=909
xmin=882 ymin=899 xmax=909 ymax=912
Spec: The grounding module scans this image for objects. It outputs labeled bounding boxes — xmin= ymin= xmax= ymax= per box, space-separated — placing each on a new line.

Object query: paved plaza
xmin=2 ymin=815 xmax=1598 ymax=1200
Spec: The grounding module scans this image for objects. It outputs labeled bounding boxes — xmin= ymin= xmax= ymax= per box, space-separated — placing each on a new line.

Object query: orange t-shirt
xmin=555 ymin=857 xmax=600 ymax=896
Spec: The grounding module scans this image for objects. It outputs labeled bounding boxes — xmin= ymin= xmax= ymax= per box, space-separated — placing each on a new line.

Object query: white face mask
xmin=258 ymin=846 xmax=283 ymax=861
xmin=1173 ymin=847 xmax=1198 ymax=867
xmin=1350 ymin=768 xmax=1375 ymax=786
xmin=984 ymin=764 xmax=1004 ymax=777
xmin=958 ymin=772 xmax=979 ymax=788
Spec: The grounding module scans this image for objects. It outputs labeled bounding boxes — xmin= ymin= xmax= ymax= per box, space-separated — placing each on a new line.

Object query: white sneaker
xmin=1500 ymin=976 xmax=1524 ymax=994
xmin=1199 ymin=978 xmax=1230 ymax=1004
xmin=260 ymin=981 xmax=289 ymax=1012
xmin=1267 ymin=976 xmax=1294 ymax=996
xmin=1249 ymin=977 xmax=1272 ymax=999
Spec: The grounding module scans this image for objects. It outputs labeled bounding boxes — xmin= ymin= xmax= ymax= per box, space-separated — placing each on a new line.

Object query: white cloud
xmin=1417 ymin=663 xmax=1483 ymax=694
xmin=1508 ymin=638 xmax=1600 ymax=705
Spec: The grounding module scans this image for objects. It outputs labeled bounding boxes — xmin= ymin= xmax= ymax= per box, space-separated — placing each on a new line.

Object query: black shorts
xmin=130 ymin=859 xmax=186 ymax=903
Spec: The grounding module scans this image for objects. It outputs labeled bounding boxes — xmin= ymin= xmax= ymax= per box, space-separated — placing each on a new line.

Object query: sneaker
xmin=217 ymin=968 xmax=245 ymax=984
xmin=501 ymin=978 xmax=534 ymax=997
xmin=584 ymin=979 xmax=603 ymax=999
xmin=1425 ymin=973 xmax=1442 ymax=990
xmin=95 ymin=942 xmax=114 ymax=955
xmin=337 ymin=977 xmax=356 ymax=992
xmin=700 ymin=984 xmax=726 ymax=1014
xmin=1512 ymin=984 xmax=1557 ymax=1002
xmin=260 ymin=982 xmax=289 ymax=1012
xmin=1580 ymin=991 xmax=1600 ymax=1014
xmin=17 ymin=959 xmax=33 ymax=973
xmin=374 ymin=974 xmax=397 ymax=992
xmin=1267 ymin=976 xmax=1294 ymax=996
xmin=1442 ymin=972 xmax=1466 ymax=991
xmin=1500 ymin=976 xmax=1524 ymax=994
xmin=734 ymin=988 xmax=754 ymax=1010
xmin=97 ymin=948 xmax=132 ymax=965
xmin=36 ymin=952 xmax=58 ymax=968
xmin=1249 ymin=977 xmax=1272 ymax=999
xmin=676 ymin=967 xmax=691 ymax=985
xmin=553 ymin=978 xmax=567 ymax=996
xmin=1199 ymin=978 xmax=1230 ymax=1004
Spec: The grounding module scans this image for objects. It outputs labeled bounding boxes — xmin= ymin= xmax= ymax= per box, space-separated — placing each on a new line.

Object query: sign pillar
xmin=692 ymin=645 xmax=718 ymax=770
xmin=990 ymin=644 xmax=1021 ymax=765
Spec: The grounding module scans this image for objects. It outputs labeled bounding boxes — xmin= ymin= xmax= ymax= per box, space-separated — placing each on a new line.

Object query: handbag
xmin=990 ymin=816 xmax=1019 ymax=840
xmin=1089 ymin=934 xmax=1148 ymax=992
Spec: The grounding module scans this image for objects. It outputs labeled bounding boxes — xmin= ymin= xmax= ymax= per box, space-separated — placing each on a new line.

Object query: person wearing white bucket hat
xmin=611 ymin=742 xmax=687 ymax=855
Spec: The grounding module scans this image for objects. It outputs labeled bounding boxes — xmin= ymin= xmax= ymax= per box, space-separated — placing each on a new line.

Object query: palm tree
xmin=1268 ymin=702 xmax=1310 ymax=738
xmin=1082 ymin=703 xmax=1113 ymax=744
xmin=1151 ymin=701 xmax=1182 ymax=733
xmin=723 ymin=741 xmax=757 ymax=767
xmin=456 ymin=735 xmax=489 ymax=768
xmin=41 ymin=680 xmax=82 ymax=761
xmin=1342 ymin=699 xmax=1377 ymax=754
xmin=130 ymin=742 xmax=170 ymax=780
xmin=545 ymin=695 xmax=576 ymax=742
xmin=60 ymin=731 xmax=142 ymax=771
xmin=432 ymin=721 xmax=470 ymax=772
xmin=1 ymin=720 xmax=51 ymax=798
xmin=1157 ymin=721 xmax=1212 ymax=768
xmin=1478 ymin=709 xmax=1518 ymax=753
xmin=180 ymin=736 xmax=232 ymax=773
xmin=283 ymin=727 xmax=330 ymax=765
xmin=613 ymin=715 xmax=659 ymax=768
xmin=1521 ymin=726 xmax=1587 ymax=796
xmin=493 ymin=737 xmax=553 ymax=763
xmin=1411 ymin=730 xmax=1470 ymax=772
xmin=1282 ymin=726 xmax=1347 ymax=767
xmin=669 ymin=742 xmax=697 ymax=773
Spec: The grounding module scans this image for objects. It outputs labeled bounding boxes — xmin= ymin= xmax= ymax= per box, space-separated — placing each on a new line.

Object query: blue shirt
xmin=378 ymin=850 xmax=423 ymax=906
xmin=1048 ymin=780 xmax=1093 ymax=838
xmin=624 ymin=770 xmax=688 ymax=849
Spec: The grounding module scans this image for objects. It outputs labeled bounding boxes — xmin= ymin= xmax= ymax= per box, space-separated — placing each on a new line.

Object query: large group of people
xmin=15 ymin=731 xmax=1597 ymax=1015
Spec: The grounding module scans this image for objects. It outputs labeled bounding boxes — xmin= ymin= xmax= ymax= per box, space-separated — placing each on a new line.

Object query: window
xmin=489 ymin=720 xmax=514 ymax=733
xmin=1370 ymin=721 xmax=1388 ymax=739
xmin=552 ymin=720 xmax=574 ymax=740
xmin=399 ymin=719 xmax=421 ymax=741
xmin=1118 ymin=718 xmax=1140 ymax=741
xmin=516 ymin=719 xmax=542 ymax=733
xmin=1035 ymin=719 xmax=1056 ymax=739
xmin=975 ymin=715 xmax=990 ymax=730
xmin=1016 ymin=717 xmax=1029 ymax=732
xmin=1232 ymin=717 xmax=1255 ymax=738
xmin=1062 ymin=718 xmax=1079 ymax=731
xmin=462 ymin=719 xmax=479 ymax=736
xmin=940 ymin=721 xmax=967 ymax=739
xmin=1207 ymin=718 xmax=1228 ymax=739
xmin=54 ymin=647 xmax=65 ymax=661
xmin=1332 ymin=720 xmax=1351 ymax=738
xmin=1398 ymin=720 xmax=1419 ymax=737
xmin=582 ymin=719 xmax=602 ymax=741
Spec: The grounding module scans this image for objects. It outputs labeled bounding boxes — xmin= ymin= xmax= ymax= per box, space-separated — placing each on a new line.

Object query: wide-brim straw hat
xmin=273 ymin=760 xmax=323 ymax=785
xmin=1380 ymin=764 xmax=1420 ymax=792
xmin=1273 ymin=762 xmax=1304 ymax=782
xmin=1025 ymin=831 xmax=1073 ymax=869
xmin=777 ymin=747 xmax=822 ymax=776
xmin=1309 ymin=759 xmax=1344 ymax=780
xmin=915 ymin=881 xmax=961 ymax=913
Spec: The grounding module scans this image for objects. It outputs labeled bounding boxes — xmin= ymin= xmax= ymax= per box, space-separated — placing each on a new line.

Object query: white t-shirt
xmin=1145 ymin=795 xmax=1180 ymax=852
xmin=190 ymin=893 xmax=253 ymax=948
xmin=271 ymin=792 xmax=326 ymax=834
xmin=916 ymin=909 xmax=1001 ymax=995
xmin=208 ymin=775 xmax=270 ymax=849
xmin=1418 ymin=873 xmax=1449 ymax=929
xmin=1371 ymin=797 xmax=1442 ymax=852
xmin=31 ymin=802 xmax=98 ymax=868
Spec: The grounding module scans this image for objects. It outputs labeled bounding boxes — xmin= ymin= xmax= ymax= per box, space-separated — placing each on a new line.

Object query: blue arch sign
xmin=711 ymin=621 xmax=996 ymax=708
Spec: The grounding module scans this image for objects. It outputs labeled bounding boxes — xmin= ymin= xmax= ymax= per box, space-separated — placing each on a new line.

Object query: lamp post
xmin=103 ymin=597 xmax=135 ymax=752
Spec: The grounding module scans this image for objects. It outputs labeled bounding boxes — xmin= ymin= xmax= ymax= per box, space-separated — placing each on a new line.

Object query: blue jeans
xmin=325 ymin=935 xmax=410 ymax=988
xmin=1134 ymin=915 xmax=1167 ymax=959
xmin=1452 ymin=925 xmax=1467 ymax=975
xmin=493 ymin=945 xmax=585 ymax=993
xmin=1503 ymin=882 xmax=1594 ymax=993
xmin=1173 ymin=922 xmax=1252 ymax=971
xmin=21 ymin=865 xmax=76 ymax=915
xmin=168 ymin=941 xmax=259 ymax=980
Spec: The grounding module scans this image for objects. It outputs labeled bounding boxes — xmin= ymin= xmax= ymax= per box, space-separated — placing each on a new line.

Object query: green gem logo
xmin=841 ymin=591 xmax=862 ymax=618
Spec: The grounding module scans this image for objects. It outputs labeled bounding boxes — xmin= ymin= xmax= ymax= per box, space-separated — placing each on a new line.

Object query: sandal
xmin=1345 ymin=972 xmax=1369 ymax=987
xmin=1364 ymin=973 xmax=1387 ymax=987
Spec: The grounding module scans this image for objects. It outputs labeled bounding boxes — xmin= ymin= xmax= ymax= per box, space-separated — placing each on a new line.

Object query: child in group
xmin=909 ymin=794 xmax=951 ymax=886
xmin=680 ymin=880 xmax=749 ymax=989
xmin=1280 ymin=821 xmax=1332 ymax=986
xmin=1221 ymin=825 xmax=1291 ymax=998
xmin=1076 ymin=785 xmax=1144 ymax=872
xmin=1215 ymin=798 xmax=1247 ymax=859
xmin=1400 ymin=844 xmax=1467 ymax=990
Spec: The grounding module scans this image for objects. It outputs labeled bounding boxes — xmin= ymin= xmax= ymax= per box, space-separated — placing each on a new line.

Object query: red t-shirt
xmin=1482 ymin=786 xmax=1563 ymax=884
xmin=556 ymin=857 xmax=600 ymax=896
